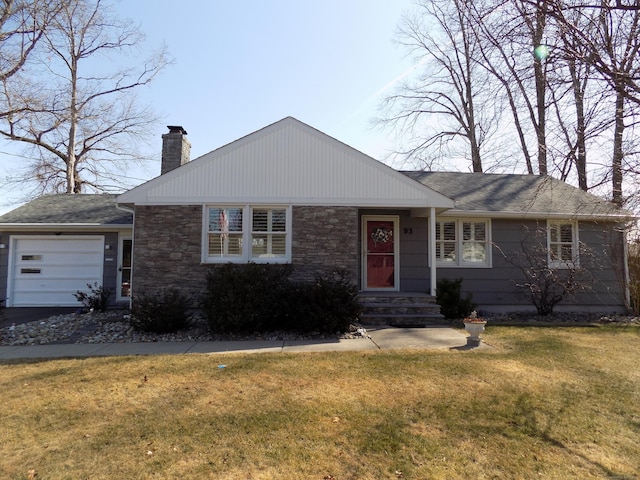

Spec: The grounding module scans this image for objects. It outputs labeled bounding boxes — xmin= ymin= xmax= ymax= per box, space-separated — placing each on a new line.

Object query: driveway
xmin=1 ymin=307 xmax=79 ymax=328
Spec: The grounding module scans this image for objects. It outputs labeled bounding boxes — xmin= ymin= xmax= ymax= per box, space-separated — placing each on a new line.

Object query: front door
xmin=117 ymin=236 xmax=132 ymax=302
xmin=362 ymin=216 xmax=399 ymax=291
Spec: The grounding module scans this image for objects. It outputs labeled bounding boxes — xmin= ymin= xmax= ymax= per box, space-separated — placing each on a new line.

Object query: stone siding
xmin=291 ymin=206 xmax=358 ymax=283
xmin=133 ymin=205 xmax=209 ymax=301
xmin=132 ymin=205 xmax=359 ymax=303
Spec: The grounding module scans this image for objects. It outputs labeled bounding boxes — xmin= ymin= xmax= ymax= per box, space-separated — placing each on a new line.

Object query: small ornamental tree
xmin=499 ymin=226 xmax=594 ymax=315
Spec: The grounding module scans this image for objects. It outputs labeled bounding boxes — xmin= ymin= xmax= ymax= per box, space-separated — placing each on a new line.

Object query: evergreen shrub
xmin=201 ymin=264 xmax=360 ymax=334
xmin=131 ymin=288 xmax=191 ymax=333
xmin=436 ymin=277 xmax=476 ymax=319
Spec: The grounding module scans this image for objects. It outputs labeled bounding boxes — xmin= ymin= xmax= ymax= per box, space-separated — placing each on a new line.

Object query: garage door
xmin=9 ymin=236 xmax=104 ymax=307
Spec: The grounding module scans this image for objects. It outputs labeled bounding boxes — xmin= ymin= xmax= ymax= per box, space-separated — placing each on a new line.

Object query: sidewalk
xmin=0 ymin=326 xmax=489 ymax=360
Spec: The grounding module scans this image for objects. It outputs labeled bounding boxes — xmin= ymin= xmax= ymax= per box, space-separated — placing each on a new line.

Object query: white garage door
xmin=9 ymin=236 xmax=104 ymax=307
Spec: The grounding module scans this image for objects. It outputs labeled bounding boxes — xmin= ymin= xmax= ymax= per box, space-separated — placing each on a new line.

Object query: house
xmin=0 ymin=117 xmax=633 ymax=317
xmin=0 ymin=194 xmax=132 ymax=307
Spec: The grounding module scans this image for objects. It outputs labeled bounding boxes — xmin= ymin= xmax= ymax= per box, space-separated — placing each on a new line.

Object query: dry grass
xmin=1 ymin=325 xmax=639 ymax=479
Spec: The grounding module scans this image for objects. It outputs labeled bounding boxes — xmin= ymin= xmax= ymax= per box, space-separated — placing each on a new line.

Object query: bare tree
xmin=0 ymin=0 xmax=169 ymax=194
xmin=384 ymin=0 xmax=640 ymax=208
xmin=536 ymin=0 xmax=640 ymax=205
xmin=544 ymin=5 xmax=616 ymax=191
xmin=539 ymin=0 xmax=640 ymax=105
xmin=471 ymin=0 xmax=553 ymax=175
xmin=497 ymin=225 xmax=594 ymax=315
xmin=380 ymin=0 xmax=496 ymax=172
xmin=0 ymin=0 xmax=59 ymax=86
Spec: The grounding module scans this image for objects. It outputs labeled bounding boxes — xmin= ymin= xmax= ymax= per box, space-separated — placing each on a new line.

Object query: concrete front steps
xmin=358 ymin=292 xmax=446 ymax=327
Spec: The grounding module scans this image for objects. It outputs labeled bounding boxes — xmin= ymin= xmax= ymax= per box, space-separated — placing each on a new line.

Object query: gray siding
xmin=436 ymin=219 xmax=627 ymax=312
xmin=0 ymin=233 xmax=8 ymax=306
xmin=397 ymin=212 xmax=430 ymax=292
xmin=356 ymin=214 xmax=627 ymax=312
xmin=0 ymin=230 xmax=125 ymax=307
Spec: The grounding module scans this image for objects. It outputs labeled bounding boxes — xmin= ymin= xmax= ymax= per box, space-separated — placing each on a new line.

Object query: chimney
xmin=161 ymin=125 xmax=191 ymax=174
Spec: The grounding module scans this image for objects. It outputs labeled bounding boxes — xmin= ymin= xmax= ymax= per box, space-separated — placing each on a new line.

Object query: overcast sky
xmin=0 ymin=0 xmax=419 ymax=213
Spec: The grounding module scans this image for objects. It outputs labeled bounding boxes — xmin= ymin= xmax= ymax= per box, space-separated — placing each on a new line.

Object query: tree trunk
xmin=569 ymin=58 xmax=588 ymax=191
xmin=612 ymin=84 xmax=625 ymax=206
xmin=533 ymin=0 xmax=547 ymax=176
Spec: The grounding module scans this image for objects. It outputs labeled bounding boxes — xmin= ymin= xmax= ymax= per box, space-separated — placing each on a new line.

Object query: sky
xmin=0 ymin=0 xmax=419 ymax=214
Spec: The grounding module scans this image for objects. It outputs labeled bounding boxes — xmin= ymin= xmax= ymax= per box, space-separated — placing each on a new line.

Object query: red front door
xmin=364 ymin=217 xmax=398 ymax=290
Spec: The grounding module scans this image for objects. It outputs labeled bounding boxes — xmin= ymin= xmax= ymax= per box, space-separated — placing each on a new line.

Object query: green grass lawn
xmin=1 ymin=325 xmax=639 ymax=479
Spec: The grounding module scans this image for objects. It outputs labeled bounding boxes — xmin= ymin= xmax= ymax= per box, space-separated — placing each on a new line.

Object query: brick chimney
xmin=161 ymin=125 xmax=191 ymax=174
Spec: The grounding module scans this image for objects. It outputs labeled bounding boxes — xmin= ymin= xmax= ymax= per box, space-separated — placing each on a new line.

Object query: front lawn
xmin=1 ymin=325 xmax=638 ymax=479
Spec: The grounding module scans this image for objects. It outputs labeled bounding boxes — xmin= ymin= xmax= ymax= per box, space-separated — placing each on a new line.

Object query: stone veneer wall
xmin=290 ymin=206 xmax=358 ymax=283
xmin=132 ymin=204 xmax=359 ymax=303
xmin=132 ymin=205 xmax=207 ymax=300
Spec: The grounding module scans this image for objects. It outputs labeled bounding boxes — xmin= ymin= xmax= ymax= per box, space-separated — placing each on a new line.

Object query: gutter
xmin=419 ymin=209 xmax=636 ymax=222
xmin=0 ymin=223 xmax=132 ymax=231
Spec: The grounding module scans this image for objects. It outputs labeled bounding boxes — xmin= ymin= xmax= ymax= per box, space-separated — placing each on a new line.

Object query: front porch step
xmin=358 ymin=293 xmax=446 ymax=327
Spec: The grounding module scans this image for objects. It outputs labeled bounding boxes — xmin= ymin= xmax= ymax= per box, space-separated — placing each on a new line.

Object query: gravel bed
xmin=1 ymin=310 xmax=637 ymax=346
xmin=0 ymin=311 xmax=366 ymax=346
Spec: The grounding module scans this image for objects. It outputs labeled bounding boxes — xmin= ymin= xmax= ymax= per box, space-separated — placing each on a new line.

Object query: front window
xmin=435 ymin=221 xmax=456 ymax=263
xmin=462 ymin=221 xmax=487 ymax=263
xmin=547 ymin=220 xmax=578 ymax=268
xmin=435 ymin=218 xmax=491 ymax=267
xmin=251 ymin=208 xmax=287 ymax=258
xmin=204 ymin=205 xmax=290 ymax=263
xmin=208 ymin=207 xmax=244 ymax=258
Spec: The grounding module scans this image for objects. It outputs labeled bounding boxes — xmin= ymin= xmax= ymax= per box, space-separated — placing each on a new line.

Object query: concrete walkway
xmin=0 ymin=325 xmax=490 ymax=360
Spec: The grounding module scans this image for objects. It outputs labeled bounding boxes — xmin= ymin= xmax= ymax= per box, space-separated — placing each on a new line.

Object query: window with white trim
xmin=547 ymin=220 xmax=578 ymax=268
xmin=435 ymin=219 xmax=491 ymax=267
xmin=204 ymin=205 xmax=290 ymax=263
xmin=251 ymin=208 xmax=287 ymax=259
xmin=207 ymin=207 xmax=244 ymax=258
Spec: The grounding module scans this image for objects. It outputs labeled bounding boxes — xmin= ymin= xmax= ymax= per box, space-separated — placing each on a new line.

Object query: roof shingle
xmin=0 ymin=194 xmax=132 ymax=225
xmin=403 ymin=172 xmax=627 ymax=219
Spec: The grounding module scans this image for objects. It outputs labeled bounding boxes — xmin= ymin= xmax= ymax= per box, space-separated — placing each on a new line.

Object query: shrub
xmin=201 ymin=263 xmax=293 ymax=333
xmin=201 ymin=264 xmax=359 ymax=334
xmin=131 ymin=288 xmax=191 ymax=333
xmin=287 ymin=271 xmax=361 ymax=333
xmin=436 ymin=278 xmax=476 ymax=320
xmin=629 ymin=246 xmax=640 ymax=315
xmin=73 ymin=282 xmax=112 ymax=312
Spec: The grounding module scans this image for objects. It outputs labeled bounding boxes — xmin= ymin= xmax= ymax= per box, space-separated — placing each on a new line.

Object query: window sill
xmin=436 ymin=263 xmax=492 ymax=269
xmin=202 ymin=257 xmax=291 ymax=265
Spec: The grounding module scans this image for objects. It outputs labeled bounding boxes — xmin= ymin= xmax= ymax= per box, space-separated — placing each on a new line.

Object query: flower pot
xmin=464 ymin=321 xmax=487 ymax=346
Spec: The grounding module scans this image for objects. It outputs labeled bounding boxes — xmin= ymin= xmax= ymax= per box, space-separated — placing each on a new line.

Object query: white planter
xmin=464 ymin=321 xmax=487 ymax=346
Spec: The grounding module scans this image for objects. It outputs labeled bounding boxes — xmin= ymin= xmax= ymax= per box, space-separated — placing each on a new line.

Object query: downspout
xmin=429 ymin=207 xmax=437 ymax=297
xmin=623 ymin=225 xmax=631 ymax=312
xmin=116 ymin=203 xmax=135 ymax=310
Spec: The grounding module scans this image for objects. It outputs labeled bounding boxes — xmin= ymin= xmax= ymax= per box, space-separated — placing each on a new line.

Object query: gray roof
xmin=0 ymin=173 xmax=629 ymax=226
xmin=0 ymin=194 xmax=132 ymax=225
xmin=403 ymin=171 xmax=628 ymax=219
